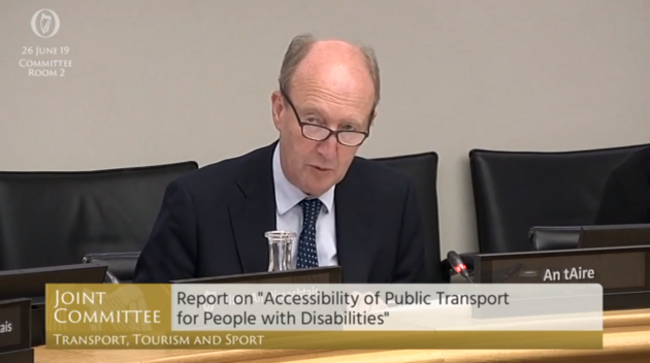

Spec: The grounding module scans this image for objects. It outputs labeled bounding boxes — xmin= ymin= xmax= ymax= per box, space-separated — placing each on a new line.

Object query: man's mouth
xmin=310 ymin=165 xmax=331 ymax=172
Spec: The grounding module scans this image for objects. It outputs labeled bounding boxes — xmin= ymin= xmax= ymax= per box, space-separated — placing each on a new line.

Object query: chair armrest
xmin=529 ymin=226 xmax=581 ymax=250
xmin=82 ymin=251 xmax=141 ymax=283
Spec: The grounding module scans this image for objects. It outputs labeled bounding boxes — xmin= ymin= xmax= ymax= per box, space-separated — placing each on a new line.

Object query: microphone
xmin=447 ymin=251 xmax=473 ymax=283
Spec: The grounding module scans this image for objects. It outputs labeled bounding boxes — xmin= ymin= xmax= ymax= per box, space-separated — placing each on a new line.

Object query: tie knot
xmin=299 ymin=198 xmax=322 ymax=223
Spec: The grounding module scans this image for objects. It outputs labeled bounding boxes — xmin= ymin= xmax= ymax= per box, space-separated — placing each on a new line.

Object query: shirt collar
xmin=272 ymin=143 xmax=335 ymax=216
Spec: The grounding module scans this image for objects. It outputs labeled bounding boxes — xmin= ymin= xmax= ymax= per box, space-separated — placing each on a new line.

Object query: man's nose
xmin=317 ymin=135 xmax=338 ymax=158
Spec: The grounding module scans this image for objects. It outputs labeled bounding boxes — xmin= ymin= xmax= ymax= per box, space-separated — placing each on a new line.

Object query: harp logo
xmin=31 ymin=9 xmax=60 ymax=39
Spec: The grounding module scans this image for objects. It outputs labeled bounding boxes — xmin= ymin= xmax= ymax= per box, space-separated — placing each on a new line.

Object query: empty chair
xmin=0 ymin=161 xmax=198 ymax=271
xmin=372 ymin=152 xmax=445 ymax=282
xmin=469 ymin=143 xmax=649 ymax=254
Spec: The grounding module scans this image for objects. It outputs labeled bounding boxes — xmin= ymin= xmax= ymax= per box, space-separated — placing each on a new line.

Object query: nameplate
xmin=474 ymin=245 xmax=650 ymax=309
xmin=0 ymin=298 xmax=31 ymax=354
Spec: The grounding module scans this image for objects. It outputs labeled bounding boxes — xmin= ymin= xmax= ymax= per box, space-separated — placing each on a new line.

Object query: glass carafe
xmin=265 ymin=231 xmax=296 ymax=272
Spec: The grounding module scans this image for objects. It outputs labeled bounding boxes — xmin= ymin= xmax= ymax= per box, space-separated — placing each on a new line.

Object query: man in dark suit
xmin=133 ymin=34 xmax=428 ymax=284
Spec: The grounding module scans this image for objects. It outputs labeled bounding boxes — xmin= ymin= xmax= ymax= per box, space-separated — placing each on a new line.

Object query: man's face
xmin=271 ymin=66 xmax=375 ymax=196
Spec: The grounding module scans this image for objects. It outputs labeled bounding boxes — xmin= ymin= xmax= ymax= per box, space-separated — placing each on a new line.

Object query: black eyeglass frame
xmin=280 ymin=87 xmax=371 ymax=147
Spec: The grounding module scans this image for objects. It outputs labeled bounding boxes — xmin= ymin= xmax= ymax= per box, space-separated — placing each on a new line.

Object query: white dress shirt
xmin=272 ymin=144 xmax=338 ymax=267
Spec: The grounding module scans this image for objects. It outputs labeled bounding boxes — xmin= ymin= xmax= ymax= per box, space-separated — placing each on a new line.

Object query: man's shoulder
xmin=172 ymin=143 xmax=274 ymax=194
xmin=348 ymin=155 xmax=413 ymax=192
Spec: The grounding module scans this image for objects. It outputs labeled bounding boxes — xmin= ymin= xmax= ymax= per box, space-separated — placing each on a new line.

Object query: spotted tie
xmin=296 ymin=198 xmax=323 ymax=268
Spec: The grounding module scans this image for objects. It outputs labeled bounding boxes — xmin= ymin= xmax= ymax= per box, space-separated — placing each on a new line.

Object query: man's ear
xmin=368 ymin=109 xmax=377 ymax=128
xmin=271 ymin=91 xmax=284 ymax=131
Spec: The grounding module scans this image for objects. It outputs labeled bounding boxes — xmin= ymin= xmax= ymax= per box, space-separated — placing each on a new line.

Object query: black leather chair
xmin=0 ymin=161 xmax=198 ymax=273
xmin=372 ymin=152 xmax=445 ymax=282
xmin=470 ymin=143 xmax=649 ymax=254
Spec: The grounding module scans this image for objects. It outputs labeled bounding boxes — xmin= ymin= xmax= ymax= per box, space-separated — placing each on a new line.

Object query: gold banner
xmin=45 ymin=284 xmax=172 ymax=334
xmin=44 ymin=284 xmax=602 ymax=350
xmin=45 ymin=331 xmax=601 ymax=350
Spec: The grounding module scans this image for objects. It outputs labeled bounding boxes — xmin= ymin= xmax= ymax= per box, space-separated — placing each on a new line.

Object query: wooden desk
xmin=35 ymin=309 xmax=650 ymax=363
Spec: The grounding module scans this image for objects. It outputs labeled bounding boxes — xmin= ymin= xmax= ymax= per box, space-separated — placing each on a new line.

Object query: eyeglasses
xmin=280 ymin=88 xmax=370 ymax=147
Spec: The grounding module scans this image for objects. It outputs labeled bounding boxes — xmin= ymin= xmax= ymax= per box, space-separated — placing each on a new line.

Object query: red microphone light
xmin=448 ymin=250 xmax=474 ymax=283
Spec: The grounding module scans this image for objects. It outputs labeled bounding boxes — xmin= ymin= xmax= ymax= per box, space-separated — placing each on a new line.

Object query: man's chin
xmin=303 ymin=181 xmax=335 ymax=197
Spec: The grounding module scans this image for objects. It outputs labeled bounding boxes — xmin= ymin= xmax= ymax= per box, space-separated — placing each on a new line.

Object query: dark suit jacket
xmin=133 ymin=142 xmax=428 ymax=283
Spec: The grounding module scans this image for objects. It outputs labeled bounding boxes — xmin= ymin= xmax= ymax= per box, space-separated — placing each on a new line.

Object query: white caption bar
xmin=171 ymin=283 xmax=603 ymax=332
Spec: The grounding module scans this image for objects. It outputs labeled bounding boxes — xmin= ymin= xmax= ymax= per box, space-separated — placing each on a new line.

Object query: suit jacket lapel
xmin=229 ymin=143 xmax=277 ymax=273
xmin=335 ymin=161 xmax=375 ymax=283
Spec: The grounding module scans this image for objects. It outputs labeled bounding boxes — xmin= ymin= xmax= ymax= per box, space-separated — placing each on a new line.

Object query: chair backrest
xmin=0 ymin=161 xmax=198 ymax=270
xmin=470 ymin=144 xmax=649 ymax=253
xmin=372 ymin=152 xmax=444 ymax=282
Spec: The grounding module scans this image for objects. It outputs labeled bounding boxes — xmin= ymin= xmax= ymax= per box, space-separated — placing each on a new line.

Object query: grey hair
xmin=278 ymin=33 xmax=381 ymax=111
